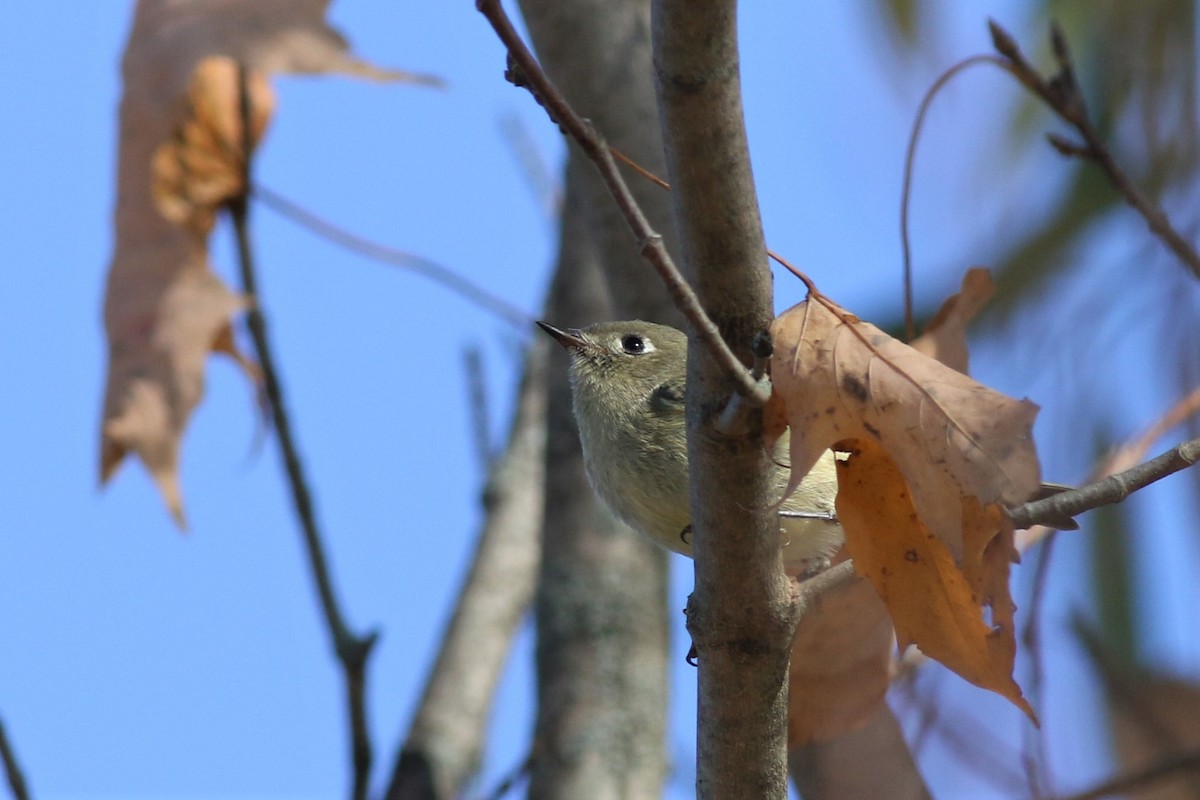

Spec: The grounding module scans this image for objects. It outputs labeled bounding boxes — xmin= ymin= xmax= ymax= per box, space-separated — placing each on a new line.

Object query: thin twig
xmin=474 ymin=0 xmax=769 ymax=406
xmin=476 ymin=750 xmax=536 ymax=800
xmin=231 ymin=66 xmax=377 ymax=800
xmin=1019 ymin=530 xmax=1058 ymax=799
xmin=1018 ymin=385 xmax=1200 ymax=551
xmin=0 ymin=717 xmax=30 ymax=800
xmin=1008 ymin=436 xmax=1200 ymax=529
xmin=1110 ymin=385 xmax=1200 ymax=470
xmin=900 ymin=54 xmax=1010 ymax=341
xmin=498 ymin=112 xmax=562 ymax=223
xmin=463 ymin=345 xmax=495 ymax=473
xmin=1045 ymin=749 xmax=1200 ymax=800
xmin=612 ymin=148 xmax=826 ymax=341
xmin=252 ymin=184 xmax=531 ymax=331
xmin=988 ymin=19 xmax=1200 ymax=281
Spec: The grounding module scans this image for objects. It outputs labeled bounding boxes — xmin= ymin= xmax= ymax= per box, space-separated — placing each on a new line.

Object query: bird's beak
xmin=537 ymin=321 xmax=589 ymax=351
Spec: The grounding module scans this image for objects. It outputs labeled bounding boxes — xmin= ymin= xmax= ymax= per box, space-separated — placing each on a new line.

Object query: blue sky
xmin=2 ymin=2 xmax=1197 ymax=798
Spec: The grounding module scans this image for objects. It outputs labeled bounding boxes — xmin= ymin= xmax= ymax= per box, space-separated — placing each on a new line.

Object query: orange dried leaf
xmin=835 ymin=440 xmax=1033 ymax=719
xmin=152 ymin=58 xmax=275 ymax=236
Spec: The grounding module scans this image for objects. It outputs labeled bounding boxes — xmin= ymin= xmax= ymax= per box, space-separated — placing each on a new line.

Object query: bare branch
xmin=463 ymin=346 xmax=495 ymax=473
xmin=653 ymin=0 xmax=794 ymax=796
xmin=475 ymin=0 xmax=769 ymax=406
xmin=988 ymin=19 xmax=1200 ymax=281
xmin=528 ymin=149 xmax=669 ymax=799
xmin=1018 ymin=385 xmax=1200 ymax=551
xmin=0 ymin=717 xmax=30 ymax=800
xmin=1007 ymin=437 xmax=1200 ymax=530
xmin=251 ymin=184 xmax=532 ymax=331
xmin=229 ymin=67 xmax=376 ymax=800
xmin=384 ymin=342 xmax=546 ymax=800
xmin=899 ymin=54 xmax=1007 ymax=341
xmin=1046 ymin=749 xmax=1200 ymax=800
xmin=793 ymin=561 xmax=859 ymax=621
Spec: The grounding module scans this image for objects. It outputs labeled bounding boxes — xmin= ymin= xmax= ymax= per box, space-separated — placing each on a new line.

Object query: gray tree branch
xmin=1008 ymin=437 xmax=1200 ymax=530
xmin=529 ymin=154 xmax=669 ymax=799
xmin=651 ymin=1 xmax=794 ymax=797
xmin=383 ymin=342 xmax=547 ymax=800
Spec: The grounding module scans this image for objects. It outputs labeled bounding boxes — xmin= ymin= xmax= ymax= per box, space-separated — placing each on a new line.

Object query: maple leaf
xmin=910 ymin=267 xmax=994 ymax=374
xmin=768 ymin=279 xmax=1041 ymax=718
xmin=101 ymin=0 xmax=440 ymax=526
xmin=786 ymin=568 xmax=893 ymax=745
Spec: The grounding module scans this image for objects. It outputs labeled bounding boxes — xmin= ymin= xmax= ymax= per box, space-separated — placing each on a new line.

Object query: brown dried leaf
xmin=103 ymin=0 xmax=430 ymax=524
xmin=770 ymin=293 xmax=1042 ymax=717
xmin=101 ymin=264 xmax=246 ymax=524
xmin=787 ymin=565 xmax=894 ymax=745
xmin=771 ymin=296 xmax=1040 ymax=559
xmin=910 ymin=267 xmax=994 ymax=374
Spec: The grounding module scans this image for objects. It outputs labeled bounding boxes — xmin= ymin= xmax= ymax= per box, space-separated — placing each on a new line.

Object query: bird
xmin=538 ymin=319 xmax=844 ymax=573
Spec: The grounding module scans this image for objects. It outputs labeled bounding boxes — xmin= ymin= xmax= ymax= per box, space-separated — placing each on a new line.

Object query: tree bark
xmin=518 ymin=0 xmax=684 ymax=796
xmin=529 ymin=155 xmax=669 ymax=800
xmin=652 ymin=1 xmax=793 ymax=797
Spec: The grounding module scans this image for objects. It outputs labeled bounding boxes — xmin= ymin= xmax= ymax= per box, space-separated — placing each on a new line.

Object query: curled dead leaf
xmin=788 ymin=565 xmax=894 ymax=746
xmin=771 ymin=294 xmax=1040 ymax=560
xmin=835 ymin=440 xmax=1033 ymax=719
xmin=152 ymin=57 xmax=275 ymax=236
xmin=102 ymin=0 xmax=433 ymax=525
xmin=910 ymin=267 xmax=994 ymax=374
xmin=769 ymin=290 xmax=1042 ymax=719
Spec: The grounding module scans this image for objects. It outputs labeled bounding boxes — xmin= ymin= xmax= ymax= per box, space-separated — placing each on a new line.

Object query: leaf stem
xmin=251 ymin=184 xmax=532 ymax=331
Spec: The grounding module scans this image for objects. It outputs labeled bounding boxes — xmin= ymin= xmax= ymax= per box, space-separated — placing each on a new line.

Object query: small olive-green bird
xmin=538 ymin=319 xmax=844 ymax=572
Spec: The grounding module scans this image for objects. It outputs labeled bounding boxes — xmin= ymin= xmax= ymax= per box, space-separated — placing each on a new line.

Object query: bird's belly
xmin=583 ymin=446 xmax=694 ymax=556
xmin=583 ymin=444 xmax=844 ymax=570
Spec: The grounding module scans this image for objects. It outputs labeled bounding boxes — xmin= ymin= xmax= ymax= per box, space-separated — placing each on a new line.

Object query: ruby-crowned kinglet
xmin=538 ymin=320 xmax=844 ymax=572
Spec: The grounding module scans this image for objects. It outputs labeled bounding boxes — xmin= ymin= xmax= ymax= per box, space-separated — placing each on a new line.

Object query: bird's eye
xmin=621 ymin=334 xmax=655 ymax=355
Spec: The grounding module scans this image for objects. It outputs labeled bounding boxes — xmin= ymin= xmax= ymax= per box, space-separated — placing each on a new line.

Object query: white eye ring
xmin=620 ymin=334 xmax=656 ymax=355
